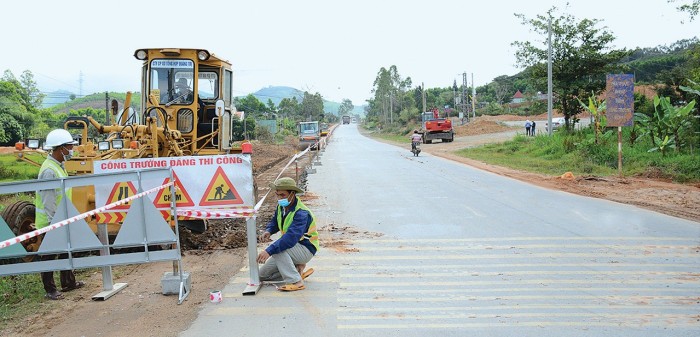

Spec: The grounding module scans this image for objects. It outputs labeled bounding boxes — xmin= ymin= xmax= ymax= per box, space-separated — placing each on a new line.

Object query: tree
xmin=338 ymin=99 xmax=354 ymax=116
xmin=669 ymin=0 xmax=700 ymax=22
xmin=0 ymin=113 xmax=24 ymax=145
xmin=266 ymin=99 xmax=277 ymax=113
xmin=234 ymin=94 xmax=267 ymax=118
xmin=20 ymin=70 xmax=44 ymax=108
xmin=367 ymin=65 xmax=415 ymax=127
xmin=512 ymin=6 xmax=629 ymax=128
xmin=300 ymin=92 xmax=324 ymax=121
xmin=490 ymin=75 xmax=513 ymax=104
xmin=370 ymin=67 xmax=393 ymax=125
xmin=0 ymin=78 xmax=36 ymax=141
xmin=278 ymin=97 xmax=300 ymax=120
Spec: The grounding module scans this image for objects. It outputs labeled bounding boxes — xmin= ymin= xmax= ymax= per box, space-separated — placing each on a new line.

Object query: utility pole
xmin=79 ymin=71 xmax=84 ymax=97
xmin=453 ymin=81 xmax=457 ymax=115
xmin=547 ymin=17 xmax=553 ymax=136
xmin=105 ymin=92 xmax=110 ymax=125
xmin=389 ymin=92 xmax=393 ymax=124
xmin=462 ymin=72 xmax=468 ymax=122
xmin=422 ymin=82 xmax=426 ymax=113
xmin=471 ymin=73 xmax=476 ymax=119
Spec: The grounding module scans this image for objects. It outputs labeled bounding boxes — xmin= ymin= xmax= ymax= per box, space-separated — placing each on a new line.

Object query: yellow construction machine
xmin=3 ymin=48 xmax=248 ymax=251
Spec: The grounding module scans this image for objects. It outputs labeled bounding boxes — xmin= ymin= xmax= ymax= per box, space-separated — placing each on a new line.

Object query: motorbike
xmin=411 ymin=141 xmax=421 ymax=157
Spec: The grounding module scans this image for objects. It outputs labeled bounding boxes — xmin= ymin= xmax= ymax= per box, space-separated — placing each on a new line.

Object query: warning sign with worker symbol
xmin=93 ymin=154 xmax=254 ymax=212
xmin=153 ymin=171 xmax=195 ymax=208
xmin=105 ymin=182 xmax=138 ymax=210
xmin=199 ymin=166 xmax=244 ymax=206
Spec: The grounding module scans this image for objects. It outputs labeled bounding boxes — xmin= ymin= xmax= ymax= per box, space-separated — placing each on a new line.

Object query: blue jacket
xmin=265 ymin=198 xmax=317 ymax=256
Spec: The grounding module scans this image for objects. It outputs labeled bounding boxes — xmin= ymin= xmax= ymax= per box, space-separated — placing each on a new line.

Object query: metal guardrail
xmin=0 ymin=168 xmax=189 ymax=303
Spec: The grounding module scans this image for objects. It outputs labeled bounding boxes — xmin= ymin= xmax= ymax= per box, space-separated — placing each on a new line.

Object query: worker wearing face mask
xmin=35 ymin=129 xmax=85 ymax=300
xmin=257 ymin=177 xmax=319 ymax=291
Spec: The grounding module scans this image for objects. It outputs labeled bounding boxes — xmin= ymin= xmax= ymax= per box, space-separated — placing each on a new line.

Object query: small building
xmin=512 ymin=90 xmax=525 ymax=103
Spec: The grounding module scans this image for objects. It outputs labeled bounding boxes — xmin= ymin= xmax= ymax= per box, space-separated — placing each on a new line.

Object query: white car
xmin=545 ymin=117 xmax=565 ymax=132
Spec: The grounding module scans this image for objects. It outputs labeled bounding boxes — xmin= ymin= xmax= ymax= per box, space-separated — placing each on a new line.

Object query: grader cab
xmin=5 ymin=48 xmax=248 ymax=245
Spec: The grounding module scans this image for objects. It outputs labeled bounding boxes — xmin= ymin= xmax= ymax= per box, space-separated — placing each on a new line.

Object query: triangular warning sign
xmin=199 ymin=166 xmax=243 ymax=206
xmin=106 ymin=182 xmax=138 ymax=210
xmin=153 ymin=171 xmax=195 ymax=208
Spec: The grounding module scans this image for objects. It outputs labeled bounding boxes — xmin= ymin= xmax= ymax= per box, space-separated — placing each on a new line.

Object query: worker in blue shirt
xmin=257 ymin=177 xmax=319 ymax=291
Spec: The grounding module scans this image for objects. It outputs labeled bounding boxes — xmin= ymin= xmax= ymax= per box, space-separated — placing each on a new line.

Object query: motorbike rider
xmin=410 ymin=130 xmax=422 ymax=151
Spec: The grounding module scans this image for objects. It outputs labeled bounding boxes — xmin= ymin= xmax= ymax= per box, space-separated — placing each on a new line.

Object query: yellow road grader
xmin=3 ymin=48 xmax=249 ymax=255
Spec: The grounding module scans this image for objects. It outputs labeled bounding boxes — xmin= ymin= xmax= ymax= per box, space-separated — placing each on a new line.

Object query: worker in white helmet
xmin=35 ymin=129 xmax=85 ymax=300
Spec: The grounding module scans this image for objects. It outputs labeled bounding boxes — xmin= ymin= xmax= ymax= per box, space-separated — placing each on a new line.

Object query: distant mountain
xmin=252 ymin=86 xmax=304 ymax=106
xmin=42 ymin=90 xmax=74 ymax=108
xmin=248 ymin=86 xmax=365 ymax=115
xmin=43 ymin=86 xmax=365 ymax=116
xmin=46 ymin=92 xmax=141 ymax=114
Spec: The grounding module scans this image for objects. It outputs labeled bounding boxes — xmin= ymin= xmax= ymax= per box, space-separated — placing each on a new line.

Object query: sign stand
xmin=242 ymin=216 xmax=262 ymax=295
xmin=92 ymin=223 xmax=128 ymax=301
xmin=605 ymin=74 xmax=635 ymax=178
xmin=617 ymin=126 xmax=623 ymax=177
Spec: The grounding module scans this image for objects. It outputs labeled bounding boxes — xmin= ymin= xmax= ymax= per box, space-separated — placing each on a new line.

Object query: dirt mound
xmin=453 ymin=117 xmax=514 ymax=136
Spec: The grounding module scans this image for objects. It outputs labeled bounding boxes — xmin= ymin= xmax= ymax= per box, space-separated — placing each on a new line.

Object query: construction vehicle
xmin=342 ymin=115 xmax=350 ymax=124
xmin=418 ymin=108 xmax=454 ymax=144
xmin=320 ymin=123 xmax=330 ymax=137
xmin=4 ymin=48 xmax=248 ymax=251
xmin=298 ymin=121 xmax=320 ymax=150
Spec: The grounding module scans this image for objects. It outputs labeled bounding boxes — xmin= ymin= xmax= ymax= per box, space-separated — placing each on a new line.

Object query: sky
xmin=1 ymin=0 xmax=698 ymax=106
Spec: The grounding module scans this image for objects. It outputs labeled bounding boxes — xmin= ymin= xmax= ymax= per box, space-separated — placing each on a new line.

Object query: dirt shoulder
xmin=0 ymin=142 xmax=308 ymax=337
xmin=4 ymin=249 xmax=246 ymax=337
xmin=370 ymin=116 xmax=700 ymax=223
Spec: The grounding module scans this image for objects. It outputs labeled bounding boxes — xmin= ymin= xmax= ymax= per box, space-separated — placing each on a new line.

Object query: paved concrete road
xmin=181 ymin=125 xmax=700 ymax=337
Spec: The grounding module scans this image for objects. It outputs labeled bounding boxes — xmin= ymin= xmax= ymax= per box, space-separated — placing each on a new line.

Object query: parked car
xmin=545 ymin=117 xmax=565 ymax=132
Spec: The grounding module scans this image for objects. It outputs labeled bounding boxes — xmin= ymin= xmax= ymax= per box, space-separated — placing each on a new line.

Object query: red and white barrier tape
xmin=252 ymin=139 xmax=321 ymax=213
xmin=0 ymin=181 xmax=174 ymax=250
xmin=177 ymin=208 xmax=256 ymax=219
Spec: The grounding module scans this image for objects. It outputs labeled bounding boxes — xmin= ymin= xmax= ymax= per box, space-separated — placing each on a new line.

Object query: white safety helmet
xmin=45 ymin=129 xmax=78 ymax=149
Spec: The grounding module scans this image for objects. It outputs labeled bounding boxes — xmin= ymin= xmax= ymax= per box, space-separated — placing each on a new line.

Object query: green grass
xmin=372 ymin=133 xmax=411 ymax=144
xmin=0 ymin=274 xmax=47 ymax=329
xmin=0 ymin=153 xmax=43 ymax=183
xmin=455 ymin=129 xmax=700 ymax=182
xmin=0 ymin=153 xmax=39 ymax=213
xmin=0 ymin=270 xmax=95 ymax=331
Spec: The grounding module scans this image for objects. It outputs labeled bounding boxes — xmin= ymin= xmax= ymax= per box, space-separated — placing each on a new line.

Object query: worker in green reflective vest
xmin=257 ymin=177 xmax=319 ymax=292
xmin=35 ymin=129 xmax=85 ymax=300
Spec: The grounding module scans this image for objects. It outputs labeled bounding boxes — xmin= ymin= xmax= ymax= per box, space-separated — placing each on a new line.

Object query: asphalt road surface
xmin=181 ymin=124 xmax=700 ymax=337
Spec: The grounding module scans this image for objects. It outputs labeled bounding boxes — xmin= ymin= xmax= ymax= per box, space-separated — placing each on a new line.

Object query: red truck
xmin=419 ymin=108 xmax=454 ymax=143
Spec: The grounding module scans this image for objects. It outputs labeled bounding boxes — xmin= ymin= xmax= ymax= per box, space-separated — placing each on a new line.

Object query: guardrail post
xmin=92 ymin=223 xmax=128 ymax=300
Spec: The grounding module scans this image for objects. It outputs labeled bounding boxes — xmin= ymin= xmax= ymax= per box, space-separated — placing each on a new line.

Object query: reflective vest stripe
xmin=34 ymin=159 xmax=71 ymax=229
xmin=275 ymin=199 xmax=319 ymax=251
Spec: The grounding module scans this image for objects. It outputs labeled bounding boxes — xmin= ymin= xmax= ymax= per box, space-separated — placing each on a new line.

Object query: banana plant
xmin=637 ymin=95 xmax=696 ymax=151
xmin=648 ymin=134 xmax=675 ymax=156
xmin=656 ymin=96 xmax=695 ymax=152
xmin=578 ymin=93 xmax=606 ymax=144
xmin=679 ymin=79 xmax=700 ymax=96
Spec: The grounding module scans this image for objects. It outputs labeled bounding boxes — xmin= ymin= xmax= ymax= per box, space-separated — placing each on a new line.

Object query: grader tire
xmin=1 ymin=201 xmax=41 ymax=263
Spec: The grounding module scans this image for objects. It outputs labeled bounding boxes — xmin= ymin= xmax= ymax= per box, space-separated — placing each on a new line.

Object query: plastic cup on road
xmin=209 ymin=290 xmax=222 ymax=303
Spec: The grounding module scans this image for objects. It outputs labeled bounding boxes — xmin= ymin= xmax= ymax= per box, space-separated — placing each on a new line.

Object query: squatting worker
xmin=36 ymin=129 xmax=85 ymax=300
xmin=257 ymin=177 xmax=319 ymax=291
